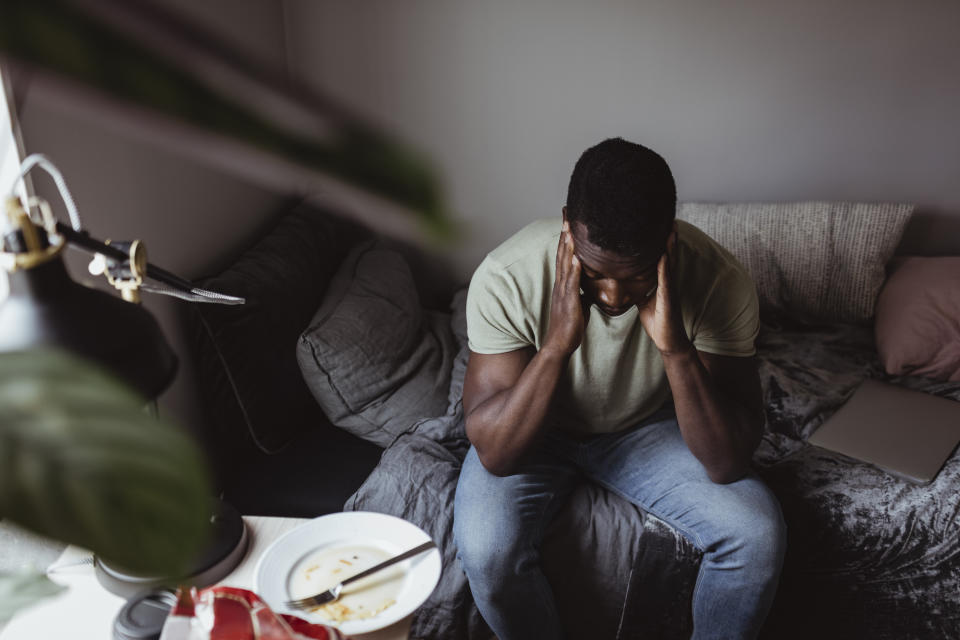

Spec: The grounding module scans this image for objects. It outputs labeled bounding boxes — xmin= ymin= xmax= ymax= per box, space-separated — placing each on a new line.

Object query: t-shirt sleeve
xmin=691 ymin=265 xmax=760 ymax=358
xmin=466 ymin=256 xmax=534 ymax=354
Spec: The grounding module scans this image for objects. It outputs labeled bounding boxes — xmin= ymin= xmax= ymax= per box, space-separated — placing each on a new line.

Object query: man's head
xmin=563 ymin=138 xmax=677 ymax=316
xmin=564 ymin=137 xmax=676 ymax=258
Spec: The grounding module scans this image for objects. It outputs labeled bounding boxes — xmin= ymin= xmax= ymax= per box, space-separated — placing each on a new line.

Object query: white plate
xmin=254 ymin=512 xmax=442 ymax=635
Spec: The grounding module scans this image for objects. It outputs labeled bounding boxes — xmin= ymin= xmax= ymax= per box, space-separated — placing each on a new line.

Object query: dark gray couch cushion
xmin=190 ymin=200 xmax=385 ymax=515
xmin=297 ymin=243 xmax=458 ymax=447
xmin=193 ymin=201 xmax=373 ymax=454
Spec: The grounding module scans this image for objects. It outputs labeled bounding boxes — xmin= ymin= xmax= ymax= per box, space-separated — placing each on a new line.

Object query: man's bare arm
xmin=662 ymin=349 xmax=765 ymax=483
xmin=637 ymin=227 xmax=764 ymax=483
xmin=464 ymin=222 xmax=586 ymax=476
xmin=463 ymin=347 xmax=569 ymax=476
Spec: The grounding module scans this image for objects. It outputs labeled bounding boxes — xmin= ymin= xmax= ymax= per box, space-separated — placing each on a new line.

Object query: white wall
xmin=284 ymin=0 xmax=960 ymax=276
xmin=0 ymin=70 xmax=27 ymax=214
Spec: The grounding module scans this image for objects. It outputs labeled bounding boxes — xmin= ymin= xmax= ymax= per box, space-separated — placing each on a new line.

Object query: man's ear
xmin=562 ymin=206 xmax=568 ymax=223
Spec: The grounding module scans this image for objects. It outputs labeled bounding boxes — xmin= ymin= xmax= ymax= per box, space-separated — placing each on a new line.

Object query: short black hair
xmin=565 ymin=137 xmax=676 ymax=257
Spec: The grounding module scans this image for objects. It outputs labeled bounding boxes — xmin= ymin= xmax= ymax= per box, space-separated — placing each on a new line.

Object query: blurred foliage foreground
xmin=0 ymin=0 xmax=458 ymax=619
xmin=0 ymin=349 xmax=212 ymax=620
xmin=0 ymin=0 xmax=455 ymax=243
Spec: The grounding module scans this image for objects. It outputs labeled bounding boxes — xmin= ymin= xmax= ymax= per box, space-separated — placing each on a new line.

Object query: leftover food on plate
xmin=287 ymin=544 xmax=403 ymax=624
xmin=254 ymin=511 xmax=443 ymax=635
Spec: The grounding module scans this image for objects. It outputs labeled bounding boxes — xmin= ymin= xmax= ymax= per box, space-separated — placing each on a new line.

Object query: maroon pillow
xmin=875 ymin=256 xmax=960 ymax=382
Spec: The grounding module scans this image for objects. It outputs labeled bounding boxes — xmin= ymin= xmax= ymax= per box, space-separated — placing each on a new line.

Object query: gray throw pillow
xmin=677 ymin=201 xmax=913 ymax=323
xmin=297 ymin=242 xmax=458 ymax=447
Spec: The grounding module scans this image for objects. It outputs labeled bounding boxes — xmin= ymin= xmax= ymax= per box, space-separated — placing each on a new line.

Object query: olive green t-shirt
xmin=466 ymin=218 xmax=759 ymax=435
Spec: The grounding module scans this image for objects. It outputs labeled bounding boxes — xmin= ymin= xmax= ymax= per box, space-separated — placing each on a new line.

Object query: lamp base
xmin=94 ymin=499 xmax=248 ymax=599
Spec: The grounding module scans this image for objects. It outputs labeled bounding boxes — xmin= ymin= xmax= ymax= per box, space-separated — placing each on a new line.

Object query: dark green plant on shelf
xmin=0 ymin=349 xmax=212 ymax=620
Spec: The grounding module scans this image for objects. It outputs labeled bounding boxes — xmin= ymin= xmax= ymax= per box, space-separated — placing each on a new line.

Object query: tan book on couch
xmin=809 ymin=379 xmax=960 ymax=485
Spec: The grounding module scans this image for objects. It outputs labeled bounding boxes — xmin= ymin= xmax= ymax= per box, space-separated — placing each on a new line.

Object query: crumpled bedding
xmin=346 ymin=315 xmax=960 ymax=639
xmin=754 ymin=316 xmax=960 ymax=639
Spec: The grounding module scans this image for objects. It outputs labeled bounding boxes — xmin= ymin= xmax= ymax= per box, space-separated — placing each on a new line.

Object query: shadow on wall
xmin=899 ymin=207 xmax=960 ymax=257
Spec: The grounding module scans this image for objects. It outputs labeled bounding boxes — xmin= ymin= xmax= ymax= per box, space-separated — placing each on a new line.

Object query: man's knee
xmin=742 ymin=503 xmax=787 ymax=575
xmin=454 ymin=482 xmax=515 ymax=577
xmin=454 ymin=503 xmax=527 ymax=581
xmin=741 ymin=508 xmax=785 ymax=578
xmin=453 ymin=508 xmax=491 ymax=573
xmin=709 ymin=482 xmax=787 ymax=577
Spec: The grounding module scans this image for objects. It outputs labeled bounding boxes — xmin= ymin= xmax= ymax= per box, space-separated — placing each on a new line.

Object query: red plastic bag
xmin=160 ymin=586 xmax=350 ymax=640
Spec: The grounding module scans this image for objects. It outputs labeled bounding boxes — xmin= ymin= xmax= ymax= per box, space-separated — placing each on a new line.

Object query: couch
xmin=189 ymin=199 xmax=960 ymax=639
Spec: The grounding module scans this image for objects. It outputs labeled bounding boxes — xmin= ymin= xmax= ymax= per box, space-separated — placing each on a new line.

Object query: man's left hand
xmin=636 ymin=223 xmax=693 ymax=356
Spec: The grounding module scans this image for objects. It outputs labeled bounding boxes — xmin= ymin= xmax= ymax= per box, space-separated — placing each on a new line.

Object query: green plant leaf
xmin=0 ymin=571 xmax=66 ymax=622
xmin=0 ymin=349 xmax=212 ymax=577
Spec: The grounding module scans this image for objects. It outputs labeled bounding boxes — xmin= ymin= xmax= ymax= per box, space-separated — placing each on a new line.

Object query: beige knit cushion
xmin=677 ymin=202 xmax=914 ymax=323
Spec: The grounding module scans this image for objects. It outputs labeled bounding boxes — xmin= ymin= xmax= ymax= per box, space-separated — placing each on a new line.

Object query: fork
xmin=284 ymin=540 xmax=437 ymax=610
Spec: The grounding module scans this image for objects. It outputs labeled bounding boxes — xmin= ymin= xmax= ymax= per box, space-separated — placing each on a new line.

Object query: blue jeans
xmin=453 ymin=408 xmax=787 ymax=640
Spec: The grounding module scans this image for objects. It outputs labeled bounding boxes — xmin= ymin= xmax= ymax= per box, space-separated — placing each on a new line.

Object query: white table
xmin=0 ymin=516 xmax=412 ymax=640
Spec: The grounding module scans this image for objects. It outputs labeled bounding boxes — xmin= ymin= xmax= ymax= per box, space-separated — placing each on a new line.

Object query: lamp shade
xmin=0 ymin=234 xmax=177 ymax=401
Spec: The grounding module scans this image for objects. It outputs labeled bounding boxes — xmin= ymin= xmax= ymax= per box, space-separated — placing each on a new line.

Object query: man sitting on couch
xmin=453 ymin=137 xmax=787 ymax=639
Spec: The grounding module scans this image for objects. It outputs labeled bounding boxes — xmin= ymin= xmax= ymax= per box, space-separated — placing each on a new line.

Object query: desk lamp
xmin=0 ymin=154 xmax=249 ymax=598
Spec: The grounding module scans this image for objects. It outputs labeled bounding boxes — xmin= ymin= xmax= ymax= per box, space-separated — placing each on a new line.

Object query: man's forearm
xmin=465 ymin=347 xmax=569 ymax=476
xmin=661 ymin=347 xmax=761 ymax=483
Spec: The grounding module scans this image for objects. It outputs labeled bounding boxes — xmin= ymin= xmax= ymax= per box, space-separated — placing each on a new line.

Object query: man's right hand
xmin=543 ymin=221 xmax=588 ymax=357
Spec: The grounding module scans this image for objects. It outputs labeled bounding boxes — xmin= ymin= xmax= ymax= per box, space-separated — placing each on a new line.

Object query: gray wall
xmin=285 ymin=0 xmax=960 ymax=274
xmin=9 ymin=0 xmax=960 ymax=432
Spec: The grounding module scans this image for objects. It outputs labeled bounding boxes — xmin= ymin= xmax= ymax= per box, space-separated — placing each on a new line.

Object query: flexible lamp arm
xmin=58 ymin=223 xmax=190 ymax=290
xmin=6 ymin=154 xmax=243 ymax=305
xmin=55 ymin=222 xmax=244 ymax=305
